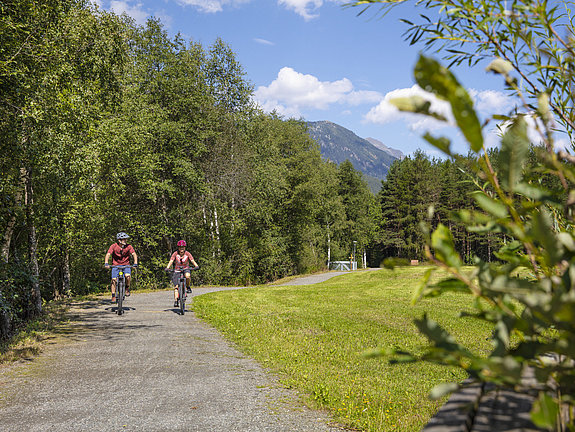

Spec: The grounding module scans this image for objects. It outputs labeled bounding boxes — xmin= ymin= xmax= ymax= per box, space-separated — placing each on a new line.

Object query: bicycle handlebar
xmin=105 ymin=264 xmax=138 ymax=269
xmin=165 ymin=266 xmax=199 ymax=273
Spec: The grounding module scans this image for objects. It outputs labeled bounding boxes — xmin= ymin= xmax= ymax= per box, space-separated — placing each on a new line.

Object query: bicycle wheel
xmin=179 ymin=279 xmax=185 ymax=315
xmin=117 ymin=277 xmax=124 ymax=315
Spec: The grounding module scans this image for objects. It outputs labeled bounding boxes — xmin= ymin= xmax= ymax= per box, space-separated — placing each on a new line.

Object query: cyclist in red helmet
xmin=165 ymin=240 xmax=198 ymax=307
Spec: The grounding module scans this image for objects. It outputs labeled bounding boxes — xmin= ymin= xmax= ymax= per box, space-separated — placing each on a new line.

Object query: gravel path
xmin=0 ymin=282 xmax=347 ymax=432
xmin=275 ymin=272 xmax=351 ymax=286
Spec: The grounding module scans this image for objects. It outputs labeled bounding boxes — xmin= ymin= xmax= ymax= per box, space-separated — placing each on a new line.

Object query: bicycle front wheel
xmin=117 ymin=278 xmax=124 ymax=315
xmin=179 ymin=281 xmax=185 ymax=315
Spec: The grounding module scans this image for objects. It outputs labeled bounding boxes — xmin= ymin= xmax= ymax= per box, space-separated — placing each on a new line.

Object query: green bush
xmin=383 ymin=54 xmax=575 ymax=430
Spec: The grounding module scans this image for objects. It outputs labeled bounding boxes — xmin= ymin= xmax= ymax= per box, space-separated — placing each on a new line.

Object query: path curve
xmin=276 ymin=268 xmax=381 ymax=286
xmin=275 ymin=271 xmax=350 ymax=286
xmin=0 ymin=278 xmax=348 ymax=432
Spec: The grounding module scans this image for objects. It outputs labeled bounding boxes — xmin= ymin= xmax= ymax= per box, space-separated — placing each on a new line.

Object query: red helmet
xmin=177 ymin=240 xmax=186 ymax=247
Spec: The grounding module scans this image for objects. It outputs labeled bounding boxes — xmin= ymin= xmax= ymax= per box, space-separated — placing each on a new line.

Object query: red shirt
xmin=171 ymin=251 xmax=194 ymax=270
xmin=107 ymin=243 xmax=135 ymax=265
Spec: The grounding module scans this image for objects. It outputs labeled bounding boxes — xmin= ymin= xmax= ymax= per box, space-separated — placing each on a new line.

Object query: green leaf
xmin=531 ymin=208 xmax=562 ymax=266
xmin=486 ymin=58 xmax=513 ymax=75
xmin=414 ymin=55 xmax=483 ymax=152
xmin=382 ymin=257 xmax=410 ymax=269
xmin=537 ymin=92 xmax=552 ymax=124
xmin=483 ymin=356 xmax=523 ymax=384
xmin=414 ymin=314 xmax=473 ymax=356
xmin=431 ymin=224 xmax=462 ymax=269
xmin=557 ymin=232 xmax=575 ymax=252
xmin=430 ymin=278 xmax=470 ymax=294
xmin=423 ymin=132 xmax=451 ymax=155
xmin=429 ymin=382 xmax=459 ymax=400
xmin=499 ymin=116 xmax=529 ymax=192
xmin=514 ymin=183 xmax=555 ymax=202
xmin=471 ymin=191 xmax=509 ymax=218
xmin=491 ymin=319 xmax=512 ymax=357
xmin=412 ymin=267 xmax=435 ymax=304
xmin=531 ymin=392 xmax=558 ymax=430
xmin=390 ymin=96 xmax=448 ymax=121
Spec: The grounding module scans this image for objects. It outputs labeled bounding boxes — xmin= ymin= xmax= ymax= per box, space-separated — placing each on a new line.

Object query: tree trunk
xmin=160 ymin=193 xmax=172 ymax=253
xmin=1 ymin=167 xmax=27 ymax=262
xmin=61 ymin=247 xmax=71 ymax=298
xmin=213 ymin=206 xmax=221 ymax=257
xmin=24 ymin=167 xmax=42 ymax=316
xmin=326 ymin=222 xmax=331 ymax=267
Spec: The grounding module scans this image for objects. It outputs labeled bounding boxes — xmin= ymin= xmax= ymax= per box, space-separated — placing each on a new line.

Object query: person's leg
xmin=125 ymin=268 xmax=132 ymax=295
xmin=111 ymin=267 xmax=119 ymax=300
xmin=111 ymin=278 xmax=117 ymax=300
xmin=185 ymin=272 xmax=191 ymax=293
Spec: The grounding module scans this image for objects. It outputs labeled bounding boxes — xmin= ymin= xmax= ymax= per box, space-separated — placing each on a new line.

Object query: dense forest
xmin=0 ymin=1 xmax=384 ymax=338
xmin=0 ymin=1 xmax=496 ymax=339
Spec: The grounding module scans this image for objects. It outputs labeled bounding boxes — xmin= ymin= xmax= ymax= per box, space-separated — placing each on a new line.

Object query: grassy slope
xmin=194 ymin=267 xmax=493 ymax=432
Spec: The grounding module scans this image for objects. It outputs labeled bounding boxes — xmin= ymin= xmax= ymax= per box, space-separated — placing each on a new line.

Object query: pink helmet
xmin=177 ymin=240 xmax=186 ymax=247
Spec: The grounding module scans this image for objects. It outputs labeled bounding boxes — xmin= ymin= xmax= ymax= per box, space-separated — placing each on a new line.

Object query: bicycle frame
xmin=173 ymin=269 xmax=188 ymax=315
xmin=168 ymin=266 xmax=198 ymax=315
xmin=111 ymin=265 xmax=132 ymax=315
xmin=178 ymin=271 xmax=186 ymax=315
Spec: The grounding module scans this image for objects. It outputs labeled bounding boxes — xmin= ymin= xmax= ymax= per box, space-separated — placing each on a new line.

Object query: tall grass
xmin=194 ymin=267 xmax=493 ymax=431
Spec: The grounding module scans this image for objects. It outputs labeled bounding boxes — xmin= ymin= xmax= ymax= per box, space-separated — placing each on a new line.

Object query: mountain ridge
xmin=306 ymin=120 xmax=403 ymax=191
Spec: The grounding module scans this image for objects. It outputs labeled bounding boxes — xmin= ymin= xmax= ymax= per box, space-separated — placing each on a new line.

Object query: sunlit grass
xmin=194 ymin=267 xmax=494 ymax=431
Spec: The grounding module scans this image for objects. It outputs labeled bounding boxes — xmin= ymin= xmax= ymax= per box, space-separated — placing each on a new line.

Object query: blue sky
xmin=93 ymin=0 xmax=535 ymax=157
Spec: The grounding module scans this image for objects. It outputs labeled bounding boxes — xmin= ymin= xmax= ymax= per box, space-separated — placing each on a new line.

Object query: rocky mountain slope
xmin=306 ymin=121 xmax=403 ymax=192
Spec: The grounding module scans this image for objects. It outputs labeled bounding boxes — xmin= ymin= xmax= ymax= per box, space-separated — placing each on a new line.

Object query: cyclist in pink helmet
xmin=165 ymin=240 xmax=198 ymax=307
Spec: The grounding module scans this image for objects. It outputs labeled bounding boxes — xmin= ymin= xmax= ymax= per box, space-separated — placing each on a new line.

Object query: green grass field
xmin=194 ymin=267 xmax=494 ymax=431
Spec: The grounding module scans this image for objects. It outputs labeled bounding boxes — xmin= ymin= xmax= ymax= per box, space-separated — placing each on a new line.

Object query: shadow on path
xmin=0 ymin=279 xmax=346 ymax=432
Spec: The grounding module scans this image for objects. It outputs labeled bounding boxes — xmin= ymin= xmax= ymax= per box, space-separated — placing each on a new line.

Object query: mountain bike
xmin=109 ymin=265 xmax=134 ymax=315
xmin=167 ymin=266 xmax=198 ymax=315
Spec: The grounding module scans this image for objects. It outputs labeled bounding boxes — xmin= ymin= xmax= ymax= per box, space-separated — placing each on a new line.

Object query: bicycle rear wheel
xmin=117 ymin=277 xmax=124 ymax=315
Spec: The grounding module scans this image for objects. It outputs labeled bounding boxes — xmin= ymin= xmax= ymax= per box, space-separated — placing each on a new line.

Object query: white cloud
xmin=175 ymin=0 xmax=251 ymax=13
xmin=469 ymin=89 xmax=517 ymax=115
xmin=110 ymin=1 xmax=150 ymax=24
xmin=254 ymin=67 xmax=383 ymax=118
xmin=366 ymin=87 xmax=516 ymax=132
xmin=254 ymin=38 xmax=275 ymax=46
xmin=364 ymin=85 xmax=453 ymax=132
xmin=344 ymin=90 xmax=384 ymax=106
xmin=554 ymin=136 xmax=571 ymax=152
xmin=278 ymin=0 xmax=344 ymax=20
xmin=481 ymin=112 xmax=556 ymax=151
xmin=278 ymin=0 xmax=322 ymax=20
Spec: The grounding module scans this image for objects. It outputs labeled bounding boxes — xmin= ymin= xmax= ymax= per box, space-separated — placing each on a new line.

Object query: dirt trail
xmin=0 ymin=282 xmax=346 ymax=432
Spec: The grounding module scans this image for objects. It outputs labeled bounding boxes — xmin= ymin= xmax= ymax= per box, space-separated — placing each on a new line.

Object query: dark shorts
xmin=172 ymin=270 xmax=190 ymax=286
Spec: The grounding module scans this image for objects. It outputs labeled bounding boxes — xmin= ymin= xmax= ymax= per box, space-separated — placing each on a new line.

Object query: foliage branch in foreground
xmin=353 ymin=0 xmax=575 ymax=429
